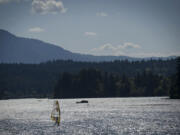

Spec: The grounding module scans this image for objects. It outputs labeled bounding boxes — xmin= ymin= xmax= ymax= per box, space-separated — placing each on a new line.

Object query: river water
xmin=0 ymin=97 xmax=180 ymax=135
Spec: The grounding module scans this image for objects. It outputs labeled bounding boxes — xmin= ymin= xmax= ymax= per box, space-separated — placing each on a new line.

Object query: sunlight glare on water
xmin=0 ymin=97 xmax=180 ymax=135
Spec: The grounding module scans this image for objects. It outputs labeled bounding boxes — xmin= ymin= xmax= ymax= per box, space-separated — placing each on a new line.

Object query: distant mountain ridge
xmin=0 ymin=29 xmax=176 ymax=63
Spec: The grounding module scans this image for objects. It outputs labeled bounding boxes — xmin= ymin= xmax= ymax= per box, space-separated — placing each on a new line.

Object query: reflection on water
xmin=0 ymin=97 xmax=180 ymax=135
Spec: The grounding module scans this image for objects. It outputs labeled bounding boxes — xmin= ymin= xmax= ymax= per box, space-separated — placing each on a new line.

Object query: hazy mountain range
xmin=0 ymin=29 xmax=176 ymax=63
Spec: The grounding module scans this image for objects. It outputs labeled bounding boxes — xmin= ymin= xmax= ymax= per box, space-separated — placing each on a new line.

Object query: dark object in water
xmin=76 ymin=100 xmax=88 ymax=104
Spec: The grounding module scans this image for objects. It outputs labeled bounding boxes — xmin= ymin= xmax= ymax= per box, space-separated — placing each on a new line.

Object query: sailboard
xmin=51 ymin=100 xmax=61 ymax=125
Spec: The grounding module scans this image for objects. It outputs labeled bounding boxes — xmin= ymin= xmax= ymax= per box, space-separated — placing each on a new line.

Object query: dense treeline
xmin=0 ymin=59 xmax=177 ymax=99
xmin=54 ymin=69 xmax=171 ymax=98
xmin=169 ymin=57 xmax=180 ymax=99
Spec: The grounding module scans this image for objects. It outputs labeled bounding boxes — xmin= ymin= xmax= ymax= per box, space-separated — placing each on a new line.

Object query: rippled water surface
xmin=0 ymin=97 xmax=180 ymax=135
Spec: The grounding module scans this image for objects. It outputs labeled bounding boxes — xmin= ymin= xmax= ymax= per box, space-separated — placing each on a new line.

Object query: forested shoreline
xmin=54 ymin=69 xmax=172 ymax=98
xmin=0 ymin=58 xmax=179 ymax=99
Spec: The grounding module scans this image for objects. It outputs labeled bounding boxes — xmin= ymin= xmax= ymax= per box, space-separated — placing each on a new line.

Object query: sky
xmin=0 ymin=0 xmax=180 ymax=57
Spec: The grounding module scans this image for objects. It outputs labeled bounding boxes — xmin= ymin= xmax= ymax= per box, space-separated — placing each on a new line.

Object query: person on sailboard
xmin=51 ymin=100 xmax=61 ymax=126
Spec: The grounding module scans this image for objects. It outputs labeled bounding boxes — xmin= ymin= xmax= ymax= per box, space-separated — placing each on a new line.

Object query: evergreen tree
xmin=170 ymin=57 xmax=180 ymax=98
xmin=177 ymin=57 xmax=180 ymax=97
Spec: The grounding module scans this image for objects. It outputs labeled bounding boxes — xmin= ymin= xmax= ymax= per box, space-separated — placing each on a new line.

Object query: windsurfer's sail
xmin=51 ymin=100 xmax=61 ymax=125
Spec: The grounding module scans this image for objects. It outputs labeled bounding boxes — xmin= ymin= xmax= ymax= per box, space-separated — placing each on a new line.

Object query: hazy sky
xmin=0 ymin=0 xmax=180 ymax=57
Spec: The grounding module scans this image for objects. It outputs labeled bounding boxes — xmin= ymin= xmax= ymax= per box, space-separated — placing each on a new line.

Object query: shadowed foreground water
xmin=0 ymin=97 xmax=180 ymax=135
